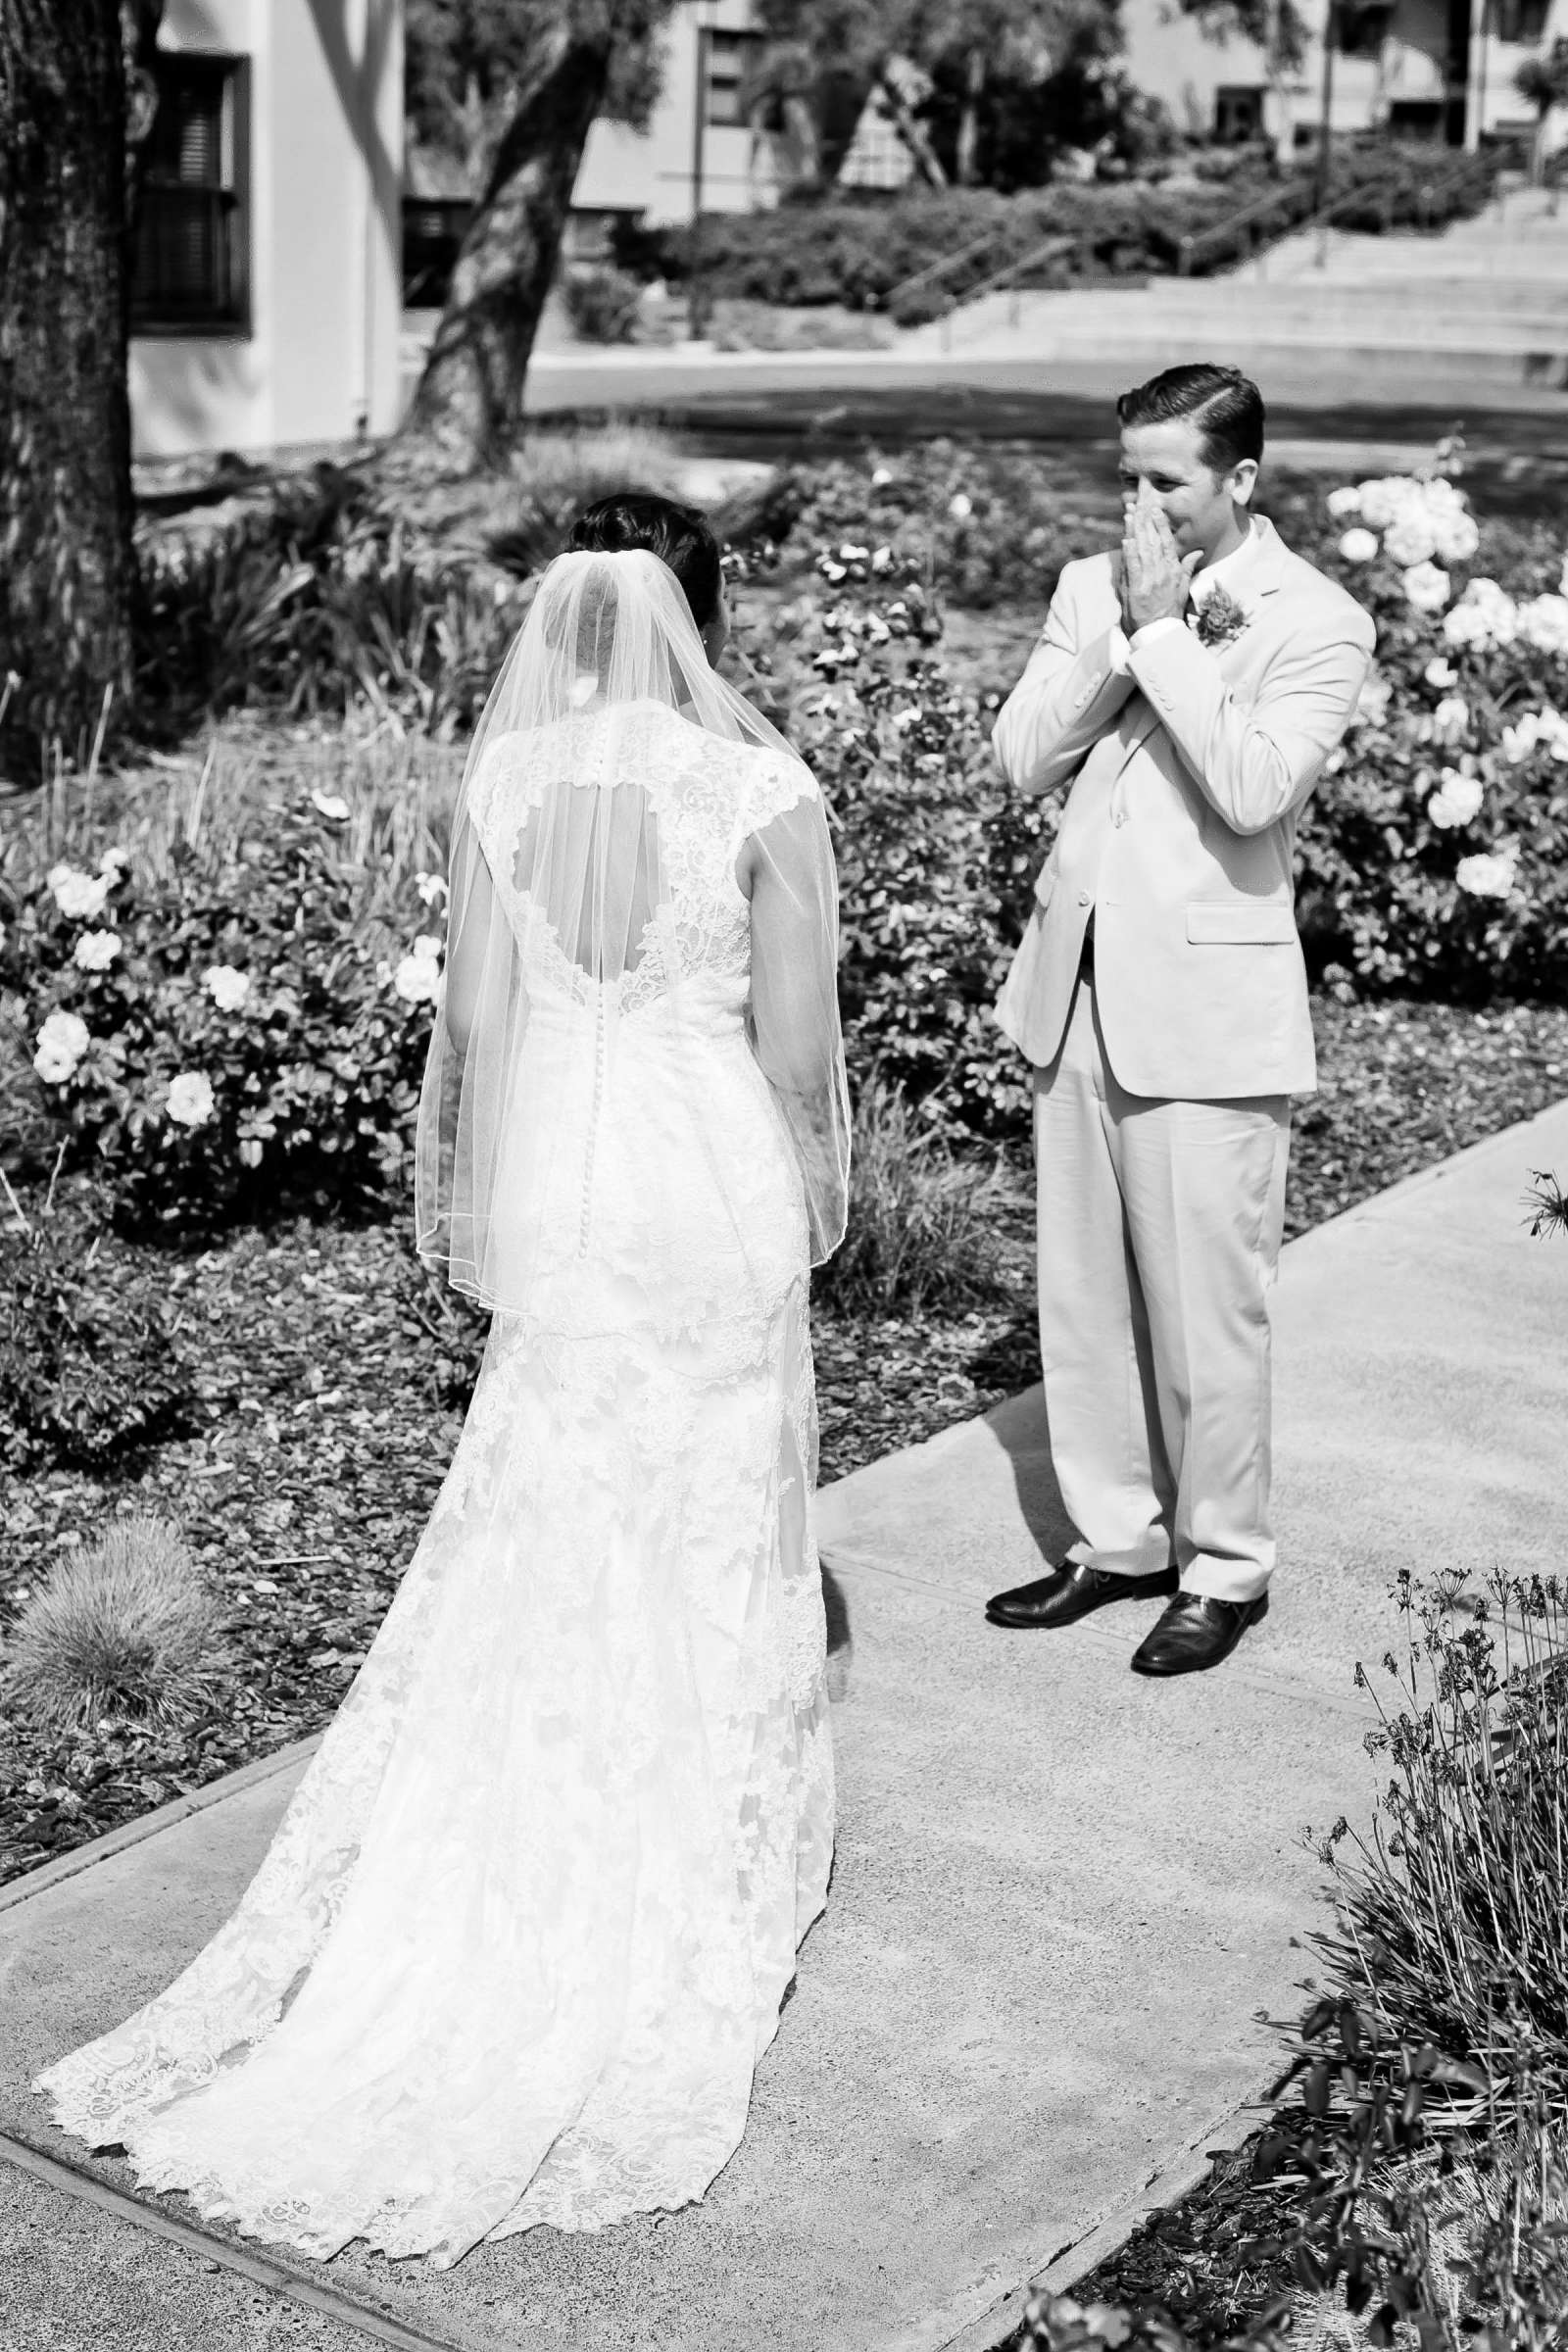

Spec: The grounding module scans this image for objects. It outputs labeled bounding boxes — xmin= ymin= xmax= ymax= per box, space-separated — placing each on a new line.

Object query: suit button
xmin=1076 ymin=890 xmax=1092 ymax=906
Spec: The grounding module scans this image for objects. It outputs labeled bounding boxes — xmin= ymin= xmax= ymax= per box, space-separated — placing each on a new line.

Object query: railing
xmin=1175 ymin=184 xmax=1306 ymax=279
xmin=879 ymin=230 xmax=1085 ymax=341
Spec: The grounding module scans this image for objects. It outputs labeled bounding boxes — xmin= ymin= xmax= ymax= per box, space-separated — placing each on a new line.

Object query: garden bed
xmin=4 ymin=988 xmax=1565 ymax=1889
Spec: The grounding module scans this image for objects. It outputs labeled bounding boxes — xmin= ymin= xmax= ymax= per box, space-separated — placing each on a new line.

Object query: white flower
xmin=1402 ymin=562 xmax=1451 ymax=613
xmin=166 ymin=1070 xmax=216 ymax=1127
xmin=1424 ymin=657 xmax=1458 ymax=688
xmin=947 ymin=493 xmax=973 ymax=520
xmin=1337 ymin=527 xmax=1380 ymax=564
xmin=1443 ymin=577 xmax=1518 ymax=652
xmin=870 ymin=466 xmax=893 ymax=488
xmin=310 ymin=790 xmax=351 ymax=822
xmin=393 ymin=937 xmax=443 ymax=1004
xmin=1384 ymin=514 xmax=1439 ymax=567
xmin=819 ymin=559 xmax=847 ymax=583
xmin=97 ymin=845 xmax=130 ymax=878
xmin=1518 ymin=592 xmax=1568 ymax=657
xmin=47 ymin=862 xmax=110 ymax=921
xmin=1455 ymin=849 xmax=1518 ymax=898
xmin=840 ymin=542 xmax=869 ymax=563
xmin=414 ymin=871 xmax=449 ymax=907
xmin=32 ymin=1008 xmax=89 ymax=1085
xmin=1500 ymin=706 xmax=1568 ymax=764
xmin=1326 ymin=486 xmax=1363 ymax=519
xmin=1427 ymin=769 xmax=1484 ymax=828
xmin=871 ymin=544 xmax=894 ymax=572
xmin=73 ymin=928 xmax=122 ymax=971
xmin=203 ymin=963 xmax=251 ymax=1012
xmin=1355 ymin=476 xmax=1421 ymax=529
xmin=1431 ymin=694 xmax=1469 ymax=742
xmin=1431 ymin=512 xmax=1480 ymax=565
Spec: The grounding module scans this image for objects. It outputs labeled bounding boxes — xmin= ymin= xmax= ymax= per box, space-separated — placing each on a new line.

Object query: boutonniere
xmin=1191 ymin=585 xmax=1250 ymax=649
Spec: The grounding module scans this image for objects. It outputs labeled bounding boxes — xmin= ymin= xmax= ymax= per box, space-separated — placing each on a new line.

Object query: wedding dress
xmin=35 ymin=551 xmax=851 ymax=2269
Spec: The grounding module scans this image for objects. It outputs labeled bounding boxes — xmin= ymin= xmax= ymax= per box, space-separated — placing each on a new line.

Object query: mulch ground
xmin=4 ymin=992 xmax=1567 ymax=1886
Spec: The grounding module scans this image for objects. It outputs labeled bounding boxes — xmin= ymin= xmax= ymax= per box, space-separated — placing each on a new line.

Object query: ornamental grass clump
xmin=817 ymin=1076 xmax=1013 ymax=1318
xmin=1314 ymin=1569 xmax=1568 ymax=2123
xmin=1 ymin=1516 xmax=228 ymax=1735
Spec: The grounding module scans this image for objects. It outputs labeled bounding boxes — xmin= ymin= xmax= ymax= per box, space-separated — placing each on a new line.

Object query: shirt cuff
xmin=1130 ymin=616 xmax=1187 ymax=653
xmin=1109 ymin=616 xmax=1185 ymax=674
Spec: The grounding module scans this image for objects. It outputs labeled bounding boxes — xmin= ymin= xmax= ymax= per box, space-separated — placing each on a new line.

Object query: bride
xmin=35 ymin=494 xmax=851 ymax=2269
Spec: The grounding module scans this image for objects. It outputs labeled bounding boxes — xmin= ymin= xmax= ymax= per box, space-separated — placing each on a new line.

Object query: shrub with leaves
xmin=0 ymin=1516 xmax=228 ymax=1734
xmin=1 ymin=800 xmax=445 ymax=1229
xmin=0 ymin=1189 xmax=196 ymax=1466
xmin=560 ymin=263 xmax=644 ymax=344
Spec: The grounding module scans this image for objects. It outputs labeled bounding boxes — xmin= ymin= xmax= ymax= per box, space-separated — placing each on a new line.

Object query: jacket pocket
xmin=1186 ymin=902 xmax=1298 ymax=946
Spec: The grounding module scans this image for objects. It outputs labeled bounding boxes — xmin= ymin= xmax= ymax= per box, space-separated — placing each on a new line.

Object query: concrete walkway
xmin=4 ymin=1101 xmax=1567 ymax=2352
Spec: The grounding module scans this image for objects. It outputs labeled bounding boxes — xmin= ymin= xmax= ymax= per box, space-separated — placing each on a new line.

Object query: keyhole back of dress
xmin=515 ymin=773 xmax=664 ymax=987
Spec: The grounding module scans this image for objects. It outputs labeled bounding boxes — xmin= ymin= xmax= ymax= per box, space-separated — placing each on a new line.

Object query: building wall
xmin=1122 ymin=0 xmax=1558 ymax=151
xmin=132 ymin=0 xmax=403 ymax=460
xmin=573 ymin=0 xmax=787 ymax=225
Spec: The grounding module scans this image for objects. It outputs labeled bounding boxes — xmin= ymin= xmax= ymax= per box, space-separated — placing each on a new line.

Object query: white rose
xmin=1326 ymin=486 xmax=1363 ymax=519
xmin=947 ymin=493 xmax=973 ymax=520
xmin=311 ymin=790 xmax=351 ymax=821
xmin=1350 ymin=667 xmax=1393 ymax=728
xmin=73 ymin=928 xmax=122 ymax=971
xmin=1427 ymin=769 xmax=1484 ymax=828
xmin=1454 ymin=849 xmax=1518 ymax=899
xmin=1338 ymin=528 xmax=1380 ymax=564
xmin=1431 ymin=695 xmax=1469 ymax=741
xmin=47 ymin=863 xmax=111 ymax=921
xmin=166 ymin=1070 xmax=216 ymax=1127
xmin=1424 ymin=657 xmax=1458 ymax=688
xmin=871 ymin=544 xmax=894 ymax=572
xmin=870 ymin=466 xmax=894 ymax=488
xmin=1357 ymin=476 xmax=1421 ymax=529
xmin=393 ymin=942 xmax=442 ymax=1003
xmin=1519 ymin=593 xmax=1568 ymax=657
xmin=1431 ymin=512 xmax=1480 ymax=565
xmin=203 ymin=963 xmax=252 ymax=1012
xmin=97 ymin=845 xmax=130 ymax=878
xmin=1403 ymin=563 xmax=1451 ymax=613
xmin=1384 ymin=514 xmax=1439 ymax=567
xmin=840 ymin=543 xmax=869 ymax=563
xmin=33 ymin=1008 xmax=89 ymax=1084
xmin=414 ymin=871 xmax=449 ymax=908
xmin=1501 ymin=715 xmax=1540 ymax=763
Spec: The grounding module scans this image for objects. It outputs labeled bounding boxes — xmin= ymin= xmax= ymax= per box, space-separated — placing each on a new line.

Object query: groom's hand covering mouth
xmin=1120 ymin=489 xmax=1202 ymax=635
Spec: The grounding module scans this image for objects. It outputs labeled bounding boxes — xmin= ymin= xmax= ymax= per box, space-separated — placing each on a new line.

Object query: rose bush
xmin=1 ymin=807 xmax=442 ymax=1228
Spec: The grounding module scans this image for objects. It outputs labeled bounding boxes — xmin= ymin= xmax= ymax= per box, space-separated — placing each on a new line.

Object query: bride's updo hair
xmin=566 ymin=492 xmax=723 ymax=633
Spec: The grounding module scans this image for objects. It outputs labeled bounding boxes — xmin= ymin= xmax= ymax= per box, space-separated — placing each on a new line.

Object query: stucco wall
xmin=131 ymin=0 xmax=403 ymax=460
xmin=575 ymin=1 xmax=785 ymax=224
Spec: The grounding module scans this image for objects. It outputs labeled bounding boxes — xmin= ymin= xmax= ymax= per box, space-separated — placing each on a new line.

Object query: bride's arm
xmin=441 ymin=828 xmax=498 ymax=1060
xmin=740 ymin=785 xmax=852 ymax=1263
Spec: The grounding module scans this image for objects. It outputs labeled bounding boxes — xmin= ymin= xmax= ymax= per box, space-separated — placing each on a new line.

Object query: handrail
xmin=1176 ymin=182 xmax=1304 ymax=276
xmin=876 ymin=224 xmax=1025 ymax=315
xmin=931 ymin=232 xmax=1080 ymax=349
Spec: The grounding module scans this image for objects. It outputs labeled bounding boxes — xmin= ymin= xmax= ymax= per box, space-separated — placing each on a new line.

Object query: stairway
xmin=902 ymin=187 xmax=1568 ymax=400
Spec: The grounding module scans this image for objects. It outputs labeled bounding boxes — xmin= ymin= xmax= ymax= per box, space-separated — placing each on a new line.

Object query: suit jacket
xmin=992 ymin=514 xmax=1375 ymax=1100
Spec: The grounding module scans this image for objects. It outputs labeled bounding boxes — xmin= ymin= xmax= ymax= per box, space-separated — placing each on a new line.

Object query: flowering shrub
xmin=1 ymin=808 xmax=442 ymax=1228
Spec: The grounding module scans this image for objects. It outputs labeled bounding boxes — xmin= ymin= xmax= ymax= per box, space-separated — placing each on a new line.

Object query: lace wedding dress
xmin=36 ymin=555 xmax=851 ymax=2270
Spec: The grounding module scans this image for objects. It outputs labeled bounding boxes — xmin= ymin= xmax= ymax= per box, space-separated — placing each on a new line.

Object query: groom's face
xmin=1117 ymin=418 xmax=1253 ymax=563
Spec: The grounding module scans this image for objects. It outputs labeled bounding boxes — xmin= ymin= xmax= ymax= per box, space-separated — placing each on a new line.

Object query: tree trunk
xmin=406 ymin=27 xmax=616 ymax=470
xmin=956 ymin=47 xmax=984 ymax=187
xmin=0 ymin=0 xmax=136 ymax=773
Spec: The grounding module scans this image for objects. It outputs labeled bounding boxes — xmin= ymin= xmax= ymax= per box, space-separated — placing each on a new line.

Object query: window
xmin=704 ymin=29 xmax=763 ymax=127
xmin=131 ymin=54 xmax=249 ymax=333
xmin=1495 ymin=0 xmax=1550 ymax=40
xmin=1214 ymin=85 xmax=1266 ymax=142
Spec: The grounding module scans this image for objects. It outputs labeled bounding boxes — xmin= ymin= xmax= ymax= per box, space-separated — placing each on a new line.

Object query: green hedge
xmin=612 ymin=147 xmax=1497 ymax=323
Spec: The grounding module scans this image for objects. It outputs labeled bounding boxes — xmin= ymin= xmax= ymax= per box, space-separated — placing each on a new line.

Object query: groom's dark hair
xmin=566 ymin=491 xmax=723 ymax=631
xmin=1116 ymin=365 xmax=1265 ymax=475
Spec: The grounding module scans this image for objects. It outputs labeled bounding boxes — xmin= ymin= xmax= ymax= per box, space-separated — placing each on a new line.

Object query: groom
xmin=986 ymin=364 xmax=1375 ymax=1677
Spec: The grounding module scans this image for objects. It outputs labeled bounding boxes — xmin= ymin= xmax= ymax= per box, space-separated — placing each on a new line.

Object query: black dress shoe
xmin=1129 ymin=1591 xmax=1269 ymax=1677
xmin=987 ymin=1559 xmax=1179 ymax=1630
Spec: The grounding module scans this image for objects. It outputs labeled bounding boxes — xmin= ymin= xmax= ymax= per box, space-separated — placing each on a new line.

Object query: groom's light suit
xmin=993 ymin=514 xmax=1375 ymax=1601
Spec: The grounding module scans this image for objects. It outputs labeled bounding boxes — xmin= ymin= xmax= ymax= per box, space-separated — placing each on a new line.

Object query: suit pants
xmin=1032 ymin=970 xmax=1291 ymax=1604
